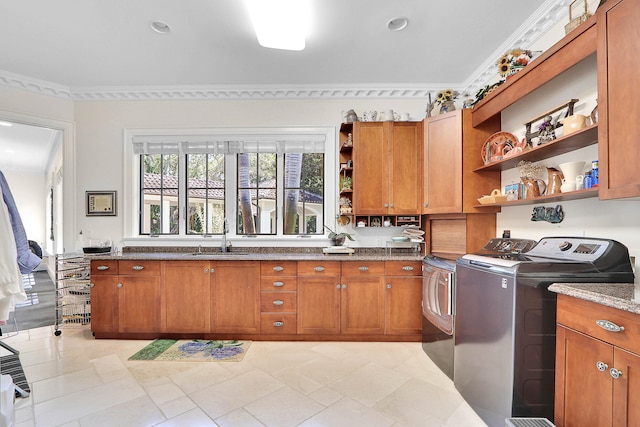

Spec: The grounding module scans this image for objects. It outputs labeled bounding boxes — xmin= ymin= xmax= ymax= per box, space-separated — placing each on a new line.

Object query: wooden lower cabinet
xmin=212 ymin=261 xmax=260 ymax=334
xmin=385 ymin=261 xmax=422 ymax=335
xmin=555 ymin=295 xmax=640 ymax=426
xmin=90 ymin=260 xmax=161 ymax=335
xmin=91 ymin=258 xmax=421 ymax=341
xmin=162 ymin=260 xmax=211 ymax=333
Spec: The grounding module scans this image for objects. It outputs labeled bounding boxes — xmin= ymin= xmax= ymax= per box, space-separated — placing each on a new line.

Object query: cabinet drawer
xmin=261 ymin=313 xmax=297 ymax=334
xmin=91 ymin=260 xmax=118 ymax=275
xmin=260 ymin=291 xmax=297 ymax=312
xmin=341 ymin=261 xmax=384 ymax=276
xmin=298 ymin=261 xmax=341 ymax=276
xmin=260 ymin=277 xmax=297 ymax=291
xmin=557 ymin=294 xmax=640 ymax=355
xmin=118 ymin=260 xmax=161 ymax=276
xmin=261 ymin=261 xmax=297 ymax=276
xmin=385 ymin=261 xmax=422 ymax=276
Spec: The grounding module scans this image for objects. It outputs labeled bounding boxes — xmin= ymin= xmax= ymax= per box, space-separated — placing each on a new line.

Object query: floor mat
xmin=128 ymin=339 xmax=251 ymax=362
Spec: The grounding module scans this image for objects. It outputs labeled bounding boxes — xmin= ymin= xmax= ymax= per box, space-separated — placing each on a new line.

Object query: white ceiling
xmin=0 ymin=0 xmax=565 ymax=172
xmin=0 ymin=122 xmax=59 ymax=173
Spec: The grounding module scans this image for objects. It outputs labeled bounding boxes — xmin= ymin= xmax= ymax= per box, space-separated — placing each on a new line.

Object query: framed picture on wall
xmin=86 ymin=191 xmax=117 ymax=216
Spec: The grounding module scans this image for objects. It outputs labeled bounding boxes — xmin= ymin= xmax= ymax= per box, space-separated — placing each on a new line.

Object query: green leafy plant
xmin=324 ymin=225 xmax=354 ymax=245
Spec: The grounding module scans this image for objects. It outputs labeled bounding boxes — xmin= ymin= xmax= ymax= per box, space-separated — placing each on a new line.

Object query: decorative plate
xmin=481 ymin=131 xmax=520 ymax=165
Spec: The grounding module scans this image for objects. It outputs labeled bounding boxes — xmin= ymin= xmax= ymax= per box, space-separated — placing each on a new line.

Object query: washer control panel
xmin=527 ymin=237 xmax=610 ymax=261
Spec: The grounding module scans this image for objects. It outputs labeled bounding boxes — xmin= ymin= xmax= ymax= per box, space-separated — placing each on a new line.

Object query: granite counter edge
xmin=549 ymin=283 xmax=640 ymax=315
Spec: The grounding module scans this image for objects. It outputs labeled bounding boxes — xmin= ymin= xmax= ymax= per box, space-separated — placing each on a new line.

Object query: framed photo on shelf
xmin=86 ymin=191 xmax=117 ymax=216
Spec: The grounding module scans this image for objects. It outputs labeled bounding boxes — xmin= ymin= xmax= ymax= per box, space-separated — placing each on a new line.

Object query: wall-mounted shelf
xmin=474 ymin=125 xmax=598 ymax=172
xmin=471 ymin=15 xmax=596 ymax=127
xmin=473 ymin=187 xmax=598 ymax=207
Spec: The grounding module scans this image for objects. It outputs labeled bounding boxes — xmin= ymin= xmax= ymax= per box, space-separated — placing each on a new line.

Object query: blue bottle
xmin=591 ymin=160 xmax=599 ymax=187
xmin=583 ymin=171 xmax=592 ymax=189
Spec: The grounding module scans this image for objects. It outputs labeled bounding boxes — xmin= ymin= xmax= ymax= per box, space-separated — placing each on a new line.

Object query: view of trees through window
xmin=140 ymin=148 xmax=324 ymax=237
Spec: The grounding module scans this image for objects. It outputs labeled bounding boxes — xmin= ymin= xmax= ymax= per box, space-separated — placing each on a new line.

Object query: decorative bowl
xmin=391 ymin=236 xmax=409 ymax=242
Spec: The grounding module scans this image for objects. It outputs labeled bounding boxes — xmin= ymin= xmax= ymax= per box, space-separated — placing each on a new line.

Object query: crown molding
xmin=0 ymin=0 xmax=570 ymax=102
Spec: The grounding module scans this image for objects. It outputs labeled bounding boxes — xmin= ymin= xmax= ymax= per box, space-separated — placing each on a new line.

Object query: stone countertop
xmin=89 ymin=251 xmax=422 ymax=261
xmin=549 ymin=282 xmax=640 ymax=315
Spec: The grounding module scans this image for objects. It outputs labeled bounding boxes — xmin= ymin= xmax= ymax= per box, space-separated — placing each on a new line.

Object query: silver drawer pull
xmin=132 ymin=265 xmax=144 ymax=271
xmin=273 ymin=281 xmax=284 ymax=287
xmin=610 ymin=368 xmax=623 ymax=379
xmin=314 ymin=266 xmax=325 ymax=272
xmin=117 ymin=283 xmax=123 ymax=288
xmin=402 ymin=266 xmax=414 ymax=271
xmin=273 ymin=300 xmax=284 ymax=306
xmin=273 ymin=266 xmax=284 ymax=272
xmin=89 ymin=283 xmax=95 ymax=288
xmin=96 ymin=265 xmax=110 ymax=271
xmin=596 ymin=361 xmax=608 ymax=372
xmin=358 ymin=266 xmax=369 ymax=271
xmin=596 ymin=319 xmax=625 ymax=333
xmin=273 ymin=321 xmax=284 ymax=327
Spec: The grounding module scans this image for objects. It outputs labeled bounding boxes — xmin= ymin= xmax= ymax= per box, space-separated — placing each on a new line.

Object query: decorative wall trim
xmin=0 ymin=0 xmax=571 ymax=102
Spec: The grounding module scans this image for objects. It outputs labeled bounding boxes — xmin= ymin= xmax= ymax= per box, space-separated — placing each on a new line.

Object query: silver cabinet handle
xmin=132 ymin=265 xmax=144 ymax=271
xmin=273 ymin=266 xmax=284 ymax=272
xmin=389 ymin=203 xmax=394 ymax=208
xmin=596 ymin=319 xmax=625 ymax=333
xmin=204 ymin=268 xmax=209 ymax=273
xmin=358 ymin=266 xmax=369 ymax=271
xmin=89 ymin=283 xmax=94 ymax=288
xmin=342 ymin=284 xmax=346 ymax=289
xmin=314 ymin=266 xmax=325 ymax=272
xmin=596 ymin=361 xmax=608 ymax=372
xmin=210 ymin=268 xmax=214 ymax=273
xmin=386 ymin=284 xmax=391 ymax=289
xmin=384 ymin=203 xmax=389 ymax=208
xmin=273 ymin=281 xmax=284 ymax=287
xmin=273 ymin=321 xmax=284 ymax=327
xmin=97 ymin=265 xmax=110 ymax=271
xmin=402 ymin=266 xmax=414 ymax=271
xmin=610 ymin=368 xmax=623 ymax=379
xmin=273 ymin=300 xmax=284 ymax=306
xmin=117 ymin=283 xmax=123 ymax=288
xmin=336 ymin=284 xmax=341 ymax=288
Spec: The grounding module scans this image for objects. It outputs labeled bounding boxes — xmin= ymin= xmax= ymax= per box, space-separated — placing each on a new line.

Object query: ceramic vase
xmin=439 ymin=100 xmax=455 ymax=114
xmin=558 ymin=161 xmax=585 ymax=193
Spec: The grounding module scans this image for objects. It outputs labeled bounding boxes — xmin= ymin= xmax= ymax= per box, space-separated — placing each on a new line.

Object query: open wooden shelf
xmin=473 ymin=187 xmax=598 ymax=208
xmin=474 ymin=125 xmax=598 ymax=172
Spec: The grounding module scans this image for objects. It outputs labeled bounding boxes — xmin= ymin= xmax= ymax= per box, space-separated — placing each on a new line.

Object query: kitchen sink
xmin=188 ymin=251 xmax=248 ymax=256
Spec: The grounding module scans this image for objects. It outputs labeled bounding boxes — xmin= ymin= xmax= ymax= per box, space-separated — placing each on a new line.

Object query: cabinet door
xmin=555 ymin=326 xmax=613 ymax=427
xmin=119 ymin=275 xmax=161 ymax=333
xmin=598 ymin=0 xmax=640 ymax=199
xmin=341 ymin=276 xmax=385 ymax=335
xmin=297 ymin=276 xmax=341 ymax=334
xmin=388 ymin=122 xmax=422 ymax=214
xmin=162 ymin=261 xmax=211 ymax=333
xmin=423 ymin=112 xmax=462 ymax=213
xmin=352 ymin=122 xmax=389 ymax=214
xmin=612 ymin=347 xmax=640 ymax=427
xmin=90 ymin=275 xmax=119 ymax=333
xmin=212 ymin=261 xmax=260 ymax=333
xmin=385 ymin=276 xmax=422 ymax=335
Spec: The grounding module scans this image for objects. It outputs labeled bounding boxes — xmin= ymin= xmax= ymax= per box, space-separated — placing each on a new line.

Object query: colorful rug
xmin=128 ymin=339 xmax=250 ymax=362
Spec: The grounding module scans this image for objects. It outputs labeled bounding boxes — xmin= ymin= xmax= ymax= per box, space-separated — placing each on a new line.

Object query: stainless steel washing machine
xmin=454 ymin=237 xmax=635 ymax=427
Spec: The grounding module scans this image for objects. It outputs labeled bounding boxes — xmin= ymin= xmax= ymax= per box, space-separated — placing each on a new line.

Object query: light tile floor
xmin=2 ymin=326 xmax=487 ymax=426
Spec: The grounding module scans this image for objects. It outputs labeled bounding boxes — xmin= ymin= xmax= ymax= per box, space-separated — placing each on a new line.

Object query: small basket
xmin=565 ymin=0 xmax=591 ymax=35
xmin=477 ymin=189 xmax=507 ymax=205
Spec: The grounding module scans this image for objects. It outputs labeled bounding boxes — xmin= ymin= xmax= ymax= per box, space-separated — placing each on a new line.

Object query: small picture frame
xmin=86 ymin=191 xmax=117 ymax=216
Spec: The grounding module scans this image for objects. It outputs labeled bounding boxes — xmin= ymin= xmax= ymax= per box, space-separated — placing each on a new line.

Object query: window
xmin=128 ymin=128 xmax=333 ymax=240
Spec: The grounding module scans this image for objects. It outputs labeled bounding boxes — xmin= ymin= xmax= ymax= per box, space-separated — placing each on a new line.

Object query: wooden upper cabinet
xmin=422 ymin=109 xmax=500 ymax=214
xmin=597 ymin=0 xmax=640 ymax=199
xmin=352 ymin=121 xmax=422 ymax=215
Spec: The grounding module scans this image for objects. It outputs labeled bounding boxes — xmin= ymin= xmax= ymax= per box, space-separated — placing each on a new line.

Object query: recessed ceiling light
xmin=150 ymin=21 xmax=171 ymax=34
xmin=388 ymin=17 xmax=408 ymax=32
xmin=0 ymin=121 xmax=13 ymax=127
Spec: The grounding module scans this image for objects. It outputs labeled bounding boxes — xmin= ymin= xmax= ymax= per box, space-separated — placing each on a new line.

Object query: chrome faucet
xmin=221 ymin=218 xmax=229 ymax=252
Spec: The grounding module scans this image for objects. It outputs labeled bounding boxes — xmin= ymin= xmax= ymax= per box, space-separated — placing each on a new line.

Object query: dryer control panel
xmin=527 ymin=237 xmax=610 ymax=261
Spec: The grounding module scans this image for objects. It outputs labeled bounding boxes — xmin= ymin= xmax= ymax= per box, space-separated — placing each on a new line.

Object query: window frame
xmin=123 ymin=127 xmax=336 ymax=246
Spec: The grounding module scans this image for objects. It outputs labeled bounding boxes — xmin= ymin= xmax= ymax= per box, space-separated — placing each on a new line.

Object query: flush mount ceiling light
xmin=0 ymin=121 xmax=13 ymax=127
xmin=150 ymin=21 xmax=171 ymax=34
xmin=244 ymin=0 xmax=310 ymax=51
xmin=387 ymin=17 xmax=409 ymax=32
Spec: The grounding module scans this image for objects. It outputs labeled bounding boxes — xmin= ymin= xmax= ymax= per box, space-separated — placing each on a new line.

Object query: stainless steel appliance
xmin=421 ymin=256 xmax=456 ymax=379
xmin=454 ymin=237 xmax=635 ymax=427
